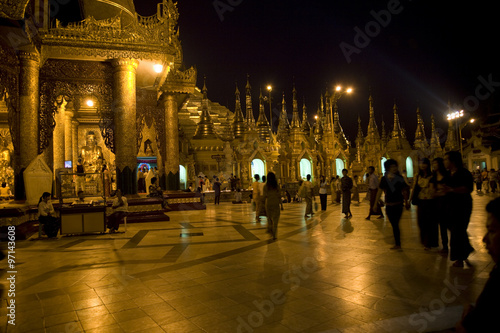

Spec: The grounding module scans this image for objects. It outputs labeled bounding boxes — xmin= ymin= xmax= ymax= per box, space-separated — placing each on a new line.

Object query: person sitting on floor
xmin=38 ymin=192 xmax=60 ymax=238
xmin=0 ymin=182 xmax=12 ymax=199
xmin=107 ymin=189 xmax=128 ymax=233
xmin=232 ymin=188 xmax=243 ymax=204
xmin=148 ymin=177 xmax=163 ymax=197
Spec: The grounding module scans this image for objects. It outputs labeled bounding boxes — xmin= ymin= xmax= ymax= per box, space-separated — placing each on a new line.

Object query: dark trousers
xmin=319 ymin=193 xmax=327 ymax=210
xmin=368 ymin=188 xmax=382 ymax=216
xmin=449 ymin=200 xmax=473 ymax=261
xmin=214 ymin=192 xmax=220 ymax=205
xmin=417 ymin=199 xmax=438 ymax=248
xmin=107 ymin=211 xmax=127 ymax=230
xmin=435 ymin=196 xmax=448 ymax=249
xmin=386 ymin=204 xmax=403 ymax=246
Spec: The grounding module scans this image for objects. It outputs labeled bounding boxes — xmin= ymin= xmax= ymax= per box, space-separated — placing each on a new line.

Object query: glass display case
xmin=57 ymin=170 xmax=105 ymax=202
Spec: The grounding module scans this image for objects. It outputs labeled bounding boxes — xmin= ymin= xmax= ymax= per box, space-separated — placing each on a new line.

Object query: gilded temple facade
xmin=0 ymin=0 xmax=487 ymax=201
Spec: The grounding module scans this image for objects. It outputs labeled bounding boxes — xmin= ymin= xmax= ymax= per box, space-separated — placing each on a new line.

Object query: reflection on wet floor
xmin=1 ymin=192 xmax=498 ymax=332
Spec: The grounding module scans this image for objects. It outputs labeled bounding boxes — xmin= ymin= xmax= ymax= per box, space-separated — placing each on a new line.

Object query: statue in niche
xmin=80 ymin=131 xmax=103 ymax=173
xmin=144 ymin=139 xmax=154 ymax=156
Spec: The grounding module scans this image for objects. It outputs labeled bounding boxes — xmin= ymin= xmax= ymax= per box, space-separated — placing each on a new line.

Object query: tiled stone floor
xmin=1 ymin=192 xmax=498 ymax=333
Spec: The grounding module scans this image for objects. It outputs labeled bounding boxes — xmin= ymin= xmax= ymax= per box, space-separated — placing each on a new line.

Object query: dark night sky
xmin=117 ymin=1 xmax=500 ymax=141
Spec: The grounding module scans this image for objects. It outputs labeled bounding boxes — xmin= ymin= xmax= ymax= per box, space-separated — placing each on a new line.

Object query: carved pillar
xmin=112 ymin=58 xmax=138 ymax=195
xmin=72 ymin=119 xmax=79 ymax=168
xmin=163 ymin=92 xmax=180 ymax=190
xmin=53 ymin=100 xmax=66 ymax=174
xmin=16 ymin=50 xmax=40 ymax=199
xmin=64 ymin=110 xmax=74 ymax=162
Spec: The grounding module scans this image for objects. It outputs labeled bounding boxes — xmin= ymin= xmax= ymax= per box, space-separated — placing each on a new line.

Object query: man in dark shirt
xmin=213 ymin=178 xmax=221 ymax=205
xmin=456 ymin=197 xmax=500 ymax=332
xmin=374 ymin=159 xmax=410 ymax=249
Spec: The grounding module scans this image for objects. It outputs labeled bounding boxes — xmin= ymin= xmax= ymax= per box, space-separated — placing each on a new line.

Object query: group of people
xmin=137 ymin=166 xmax=158 ymax=194
xmin=37 ymin=189 xmax=129 ymax=237
xmin=252 ymin=173 xmax=283 ymax=240
xmin=473 ymin=168 xmax=499 ymax=193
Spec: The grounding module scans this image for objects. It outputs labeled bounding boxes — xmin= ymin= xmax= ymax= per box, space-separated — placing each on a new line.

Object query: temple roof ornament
xmin=233 ymin=83 xmax=247 ymax=139
xmin=161 ymin=67 xmax=197 ymax=94
xmin=291 ymin=84 xmax=301 ymax=129
xmin=256 ymin=88 xmax=271 ymax=143
xmin=277 ymin=93 xmax=290 ymax=143
xmin=245 ymin=75 xmax=255 ymax=128
xmin=0 ymin=0 xmax=30 ymax=20
xmin=193 ymin=78 xmax=218 ymax=140
xmin=301 ymin=99 xmax=311 ymax=136
xmin=366 ymin=94 xmax=380 ymax=141
xmin=414 ymin=106 xmax=429 ymax=150
xmin=386 ymin=101 xmax=411 ymax=151
xmin=39 ymin=0 xmax=181 ymax=64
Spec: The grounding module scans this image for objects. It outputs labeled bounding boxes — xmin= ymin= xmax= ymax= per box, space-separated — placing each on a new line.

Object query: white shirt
xmin=38 ymin=201 xmax=55 ymax=217
xmin=368 ymin=173 xmax=379 ymax=189
xmin=319 ymin=181 xmax=327 ymax=194
xmin=112 ymin=196 xmax=128 ymax=212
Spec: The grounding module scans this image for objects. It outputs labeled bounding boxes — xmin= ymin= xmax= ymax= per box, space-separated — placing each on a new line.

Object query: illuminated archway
xmin=381 ymin=157 xmax=387 ymax=175
xmin=335 ymin=158 xmax=344 ymax=176
xmin=179 ymin=165 xmax=187 ymax=190
xmin=406 ymin=157 xmax=414 ymax=178
xmin=300 ymin=158 xmax=312 ymax=180
xmin=251 ymin=159 xmax=265 ymax=180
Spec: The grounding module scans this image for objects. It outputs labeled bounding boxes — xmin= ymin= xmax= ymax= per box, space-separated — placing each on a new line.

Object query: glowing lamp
xmin=153 ymin=64 xmax=163 ymax=73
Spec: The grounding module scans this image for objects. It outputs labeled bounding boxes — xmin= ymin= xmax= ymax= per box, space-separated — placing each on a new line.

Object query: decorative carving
xmin=0 ymin=64 xmax=19 ymax=154
xmin=162 ymin=67 xmax=197 ymax=94
xmin=136 ymin=89 xmax=166 ymax=161
xmin=0 ymin=0 xmax=30 ymax=20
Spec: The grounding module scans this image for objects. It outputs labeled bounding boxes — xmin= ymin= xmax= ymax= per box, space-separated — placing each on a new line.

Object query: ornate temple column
xmin=64 ymin=110 xmax=74 ymax=162
xmin=112 ymin=58 xmax=138 ymax=195
xmin=163 ymin=92 xmax=180 ymax=190
xmin=72 ymin=119 xmax=79 ymax=167
xmin=53 ymin=98 xmax=66 ymax=174
xmin=16 ymin=50 xmax=40 ymax=199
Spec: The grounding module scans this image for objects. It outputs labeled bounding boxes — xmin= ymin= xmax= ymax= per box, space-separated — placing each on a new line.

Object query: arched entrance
xmin=251 ymin=159 xmax=265 ymax=180
xmin=179 ymin=165 xmax=187 ymax=190
xmin=335 ymin=158 xmax=344 ymax=176
xmin=300 ymin=158 xmax=312 ymax=180
xmin=406 ymin=157 xmax=414 ymax=178
xmin=381 ymin=157 xmax=387 ymax=175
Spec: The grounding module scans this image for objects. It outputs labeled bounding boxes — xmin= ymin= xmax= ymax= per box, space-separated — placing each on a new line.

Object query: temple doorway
xmin=251 ymin=159 xmax=265 ymax=180
xmin=300 ymin=158 xmax=312 ymax=180
xmin=179 ymin=165 xmax=187 ymax=190
xmin=335 ymin=158 xmax=344 ymax=176
xmin=405 ymin=157 xmax=414 ymax=178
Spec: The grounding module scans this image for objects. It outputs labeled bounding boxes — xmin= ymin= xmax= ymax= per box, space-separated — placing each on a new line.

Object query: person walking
xmin=252 ymin=174 xmax=261 ymax=222
xmin=258 ymin=175 xmax=267 ymax=218
xmin=374 ymin=159 xmax=410 ymax=249
xmin=264 ymin=172 xmax=282 ymax=240
xmin=489 ymin=169 xmax=498 ymax=193
xmin=366 ymin=166 xmax=384 ymax=220
xmin=473 ymin=169 xmax=482 ymax=193
xmin=318 ymin=175 xmax=328 ymax=211
xmin=482 ymin=168 xmax=490 ymax=193
xmin=430 ymin=157 xmax=450 ymax=254
xmin=213 ymin=177 xmax=221 ymax=205
xmin=335 ymin=176 xmax=342 ymax=204
xmin=351 ymin=175 xmax=360 ymax=204
xmin=302 ymin=174 xmax=314 ymax=218
xmin=443 ymin=151 xmax=474 ymax=267
xmin=410 ymin=158 xmax=437 ymax=250
xmin=341 ymin=169 xmax=353 ymax=218
xmin=330 ymin=177 xmax=336 ymax=204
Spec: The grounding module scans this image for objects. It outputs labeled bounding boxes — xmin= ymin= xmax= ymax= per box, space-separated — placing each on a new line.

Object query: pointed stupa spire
xmin=245 ymin=74 xmax=255 ymax=127
xmin=301 ymin=98 xmax=311 ymax=135
xmin=233 ymin=82 xmax=247 ymax=139
xmin=193 ymin=77 xmax=218 ymax=139
xmin=277 ymin=92 xmax=290 ymax=142
xmin=391 ymin=100 xmax=402 ymax=139
xmin=291 ymin=83 xmax=301 ymax=129
xmin=414 ymin=106 xmax=428 ymax=150
xmin=381 ymin=118 xmax=388 ymax=146
xmin=256 ymin=88 xmax=271 ymax=142
xmin=367 ymin=93 xmax=380 ymax=140
xmin=356 ymin=116 xmax=364 ymax=143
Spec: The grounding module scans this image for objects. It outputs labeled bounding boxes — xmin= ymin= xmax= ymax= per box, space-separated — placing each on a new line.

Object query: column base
xmin=165 ymin=171 xmax=179 ymax=191
xmin=116 ymin=166 xmax=137 ymax=195
xmin=14 ymin=169 xmax=26 ymax=200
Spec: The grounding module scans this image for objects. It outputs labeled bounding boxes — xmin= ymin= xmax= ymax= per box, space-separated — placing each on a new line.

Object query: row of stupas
xmin=176 ymin=76 xmax=457 ymax=187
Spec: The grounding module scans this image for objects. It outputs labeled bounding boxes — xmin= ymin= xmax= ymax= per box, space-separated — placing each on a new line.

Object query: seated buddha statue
xmin=80 ymin=131 xmax=103 ymax=173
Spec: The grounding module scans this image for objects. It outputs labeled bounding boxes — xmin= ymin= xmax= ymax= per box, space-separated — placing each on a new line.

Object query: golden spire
xmin=291 ymin=84 xmax=301 ymax=129
xmin=245 ymin=74 xmax=255 ymax=127
xmin=233 ymin=82 xmax=247 ymax=139
xmin=256 ymin=88 xmax=271 ymax=142
xmin=193 ymin=77 xmax=218 ymax=140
